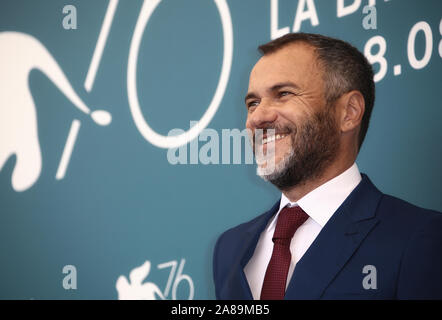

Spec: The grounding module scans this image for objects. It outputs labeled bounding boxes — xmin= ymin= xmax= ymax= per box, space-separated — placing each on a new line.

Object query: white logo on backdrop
xmin=0 ymin=31 xmax=111 ymax=192
xmin=0 ymin=0 xmax=232 ymax=191
xmin=127 ymin=0 xmax=233 ymax=148
xmin=116 ymin=259 xmax=194 ymax=300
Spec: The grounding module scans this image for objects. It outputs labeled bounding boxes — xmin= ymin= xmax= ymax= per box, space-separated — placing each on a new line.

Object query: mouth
xmin=254 ymin=132 xmax=290 ymax=168
xmin=261 ymin=133 xmax=289 ymax=145
xmin=254 ymin=132 xmax=290 ymax=157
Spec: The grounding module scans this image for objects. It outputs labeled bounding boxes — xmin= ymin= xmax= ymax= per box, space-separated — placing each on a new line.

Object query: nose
xmin=246 ymin=100 xmax=278 ymax=129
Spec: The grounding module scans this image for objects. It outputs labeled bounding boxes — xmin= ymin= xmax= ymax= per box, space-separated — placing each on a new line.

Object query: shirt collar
xmin=268 ymin=162 xmax=362 ymax=231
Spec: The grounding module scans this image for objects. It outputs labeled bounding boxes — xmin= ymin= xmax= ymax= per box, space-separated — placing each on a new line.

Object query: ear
xmin=337 ymin=90 xmax=365 ymax=133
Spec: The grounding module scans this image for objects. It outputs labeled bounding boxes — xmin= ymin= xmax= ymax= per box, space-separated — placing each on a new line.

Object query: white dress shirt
xmin=244 ymin=163 xmax=362 ymax=300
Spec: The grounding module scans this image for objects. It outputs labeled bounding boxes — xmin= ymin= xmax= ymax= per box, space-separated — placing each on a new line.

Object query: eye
xmin=278 ymin=91 xmax=292 ymax=98
xmin=246 ymin=100 xmax=259 ymax=109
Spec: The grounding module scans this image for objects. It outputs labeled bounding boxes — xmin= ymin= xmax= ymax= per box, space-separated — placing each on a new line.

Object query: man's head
xmin=245 ymin=33 xmax=375 ymax=191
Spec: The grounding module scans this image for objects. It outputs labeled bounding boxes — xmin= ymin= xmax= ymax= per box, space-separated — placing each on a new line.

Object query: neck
xmin=282 ymin=155 xmax=356 ymax=202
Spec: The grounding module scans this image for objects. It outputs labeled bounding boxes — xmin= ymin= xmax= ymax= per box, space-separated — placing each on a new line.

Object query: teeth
xmin=261 ymin=134 xmax=286 ymax=144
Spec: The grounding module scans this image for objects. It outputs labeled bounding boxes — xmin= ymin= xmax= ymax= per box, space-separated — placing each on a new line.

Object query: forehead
xmin=249 ymin=42 xmax=322 ymax=90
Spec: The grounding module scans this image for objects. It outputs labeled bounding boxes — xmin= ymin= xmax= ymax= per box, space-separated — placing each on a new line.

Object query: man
xmin=213 ymin=33 xmax=442 ymax=300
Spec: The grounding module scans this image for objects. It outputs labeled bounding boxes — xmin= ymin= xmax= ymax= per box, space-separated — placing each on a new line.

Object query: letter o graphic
xmin=127 ymin=0 xmax=233 ymax=148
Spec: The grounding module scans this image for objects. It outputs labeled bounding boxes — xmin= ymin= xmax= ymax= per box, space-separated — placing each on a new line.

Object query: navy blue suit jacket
xmin=213 ymin=174 xmax=442 ymax=299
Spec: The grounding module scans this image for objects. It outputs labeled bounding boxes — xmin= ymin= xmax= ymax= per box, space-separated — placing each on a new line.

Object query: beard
xmin=255 ymin=107 xmax=340 ymax=191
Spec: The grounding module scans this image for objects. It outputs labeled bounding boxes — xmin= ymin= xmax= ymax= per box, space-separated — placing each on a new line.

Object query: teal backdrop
xmin=0 ymin=0 xmax=441 ymax=299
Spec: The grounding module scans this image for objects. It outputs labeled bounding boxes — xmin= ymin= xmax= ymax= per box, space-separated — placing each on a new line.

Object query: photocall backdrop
xmin=0 ymin=0 xmax=441 ymax=299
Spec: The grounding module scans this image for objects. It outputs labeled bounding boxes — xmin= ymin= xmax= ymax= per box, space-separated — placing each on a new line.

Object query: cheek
xmin=278 ymin=111 xmax=304 ymax=130
xmin=275 ymin=135 xmax=293 ymax=155
xmin=280 ymin=98 xmax=319 ymax=120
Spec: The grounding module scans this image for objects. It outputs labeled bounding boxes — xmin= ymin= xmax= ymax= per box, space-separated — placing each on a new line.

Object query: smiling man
xmin=213 ymin=33 xmax=442 ymax=300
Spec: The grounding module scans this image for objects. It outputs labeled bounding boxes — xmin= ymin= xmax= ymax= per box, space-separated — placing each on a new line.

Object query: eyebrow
xmin=244 ymin=81 xmax=300 ymax=103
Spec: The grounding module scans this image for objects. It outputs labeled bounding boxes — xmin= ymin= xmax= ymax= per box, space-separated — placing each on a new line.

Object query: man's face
xmin=245 ymin=42 xmax=341 ymax=190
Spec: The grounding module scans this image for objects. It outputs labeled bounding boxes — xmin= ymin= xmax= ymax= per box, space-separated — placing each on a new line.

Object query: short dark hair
xmin=258 ymin=33 xmax=375 ymax=151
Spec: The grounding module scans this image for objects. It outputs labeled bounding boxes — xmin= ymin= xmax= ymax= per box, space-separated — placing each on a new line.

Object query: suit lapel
xmin=227 ymin=201 xmax=280 ymax=300
xmin=284 ymin=174 xmax=383 ymax=299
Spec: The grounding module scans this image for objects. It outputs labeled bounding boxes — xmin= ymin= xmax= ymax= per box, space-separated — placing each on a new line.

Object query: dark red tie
xmin=260 ymin=205 xmax=309 ymax=300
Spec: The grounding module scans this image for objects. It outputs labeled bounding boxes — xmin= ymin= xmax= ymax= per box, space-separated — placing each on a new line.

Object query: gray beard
xmin=255 ymin=109 xmax=340 ymax=191
xmin=256 ymin=147 xmax=294 ymax=181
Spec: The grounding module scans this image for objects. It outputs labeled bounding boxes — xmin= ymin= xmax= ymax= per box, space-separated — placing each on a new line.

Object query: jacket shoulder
xmin=379 ymin=196 xmax=442 ymax=299
xmin=378 ymin=193 xmax=442 ymax=224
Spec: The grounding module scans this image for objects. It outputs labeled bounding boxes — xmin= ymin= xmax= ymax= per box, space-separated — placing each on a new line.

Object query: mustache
xmin=252 ymin=124 xmax=296 ymax=144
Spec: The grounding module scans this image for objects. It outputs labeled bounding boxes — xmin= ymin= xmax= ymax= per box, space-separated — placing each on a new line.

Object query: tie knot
xmin=272 ymin=206 xmax=309 ymax=245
